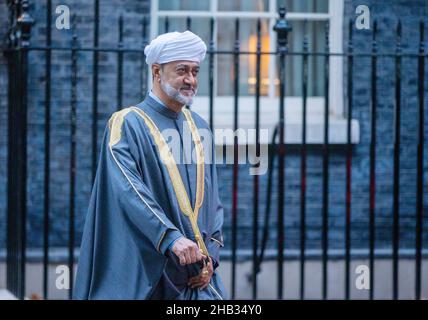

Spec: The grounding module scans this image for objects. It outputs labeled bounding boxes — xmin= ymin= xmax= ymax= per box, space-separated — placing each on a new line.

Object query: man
xmin=73 ymin=31 xmax=227 ymax=300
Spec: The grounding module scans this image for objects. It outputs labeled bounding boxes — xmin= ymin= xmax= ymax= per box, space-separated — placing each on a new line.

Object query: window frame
xmin=149 ymin=0 xmax=359 ymax=145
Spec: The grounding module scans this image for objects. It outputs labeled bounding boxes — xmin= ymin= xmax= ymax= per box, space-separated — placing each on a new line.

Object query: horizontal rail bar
xmin=2 ymin=46 xmax=427 ymax=57
xmin=156 ymin=11 xmax=331 ymax=20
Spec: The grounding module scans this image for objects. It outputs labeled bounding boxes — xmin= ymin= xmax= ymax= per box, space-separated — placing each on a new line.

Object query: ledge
xmin=212 ymin=117 xmax=360 ymax=145
xmin=191 ymin=96 xmax=360 ymax=145
xmin=1 ymin=248 xmax=426 ymax=263
xmin=0 ymin=289 xmax=17 ymax=300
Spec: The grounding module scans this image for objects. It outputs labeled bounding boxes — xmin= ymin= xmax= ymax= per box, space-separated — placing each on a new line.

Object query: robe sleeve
xmin=205 ymin=132 xmax=225 ymax=269
xmin=108 ymin=112 xmax=184 ymax=255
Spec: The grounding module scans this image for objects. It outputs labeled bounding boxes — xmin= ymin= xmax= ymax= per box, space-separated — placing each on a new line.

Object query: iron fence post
xmin=273 ymin=6 xmax=291 ymax=300
xmin=6 ymin=0 xmax=34 ymax=300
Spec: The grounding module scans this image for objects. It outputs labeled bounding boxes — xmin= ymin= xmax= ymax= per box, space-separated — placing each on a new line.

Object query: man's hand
xmin=187 ymin=257 xmax=214 ymax=290
xmin=171 ymin=237 xmax=206 ymax=265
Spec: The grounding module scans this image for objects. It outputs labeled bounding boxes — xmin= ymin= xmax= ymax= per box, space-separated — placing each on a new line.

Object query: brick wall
xmin=0 ymin=0 xmax=151 ymax=250
xmin=217 ymin=0 xmax=428 ymax=254
xmin=0 ymin=0 xmax=428 ymax=258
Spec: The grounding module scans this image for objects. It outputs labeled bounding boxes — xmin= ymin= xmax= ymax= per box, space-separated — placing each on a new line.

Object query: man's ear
xmin=152 ymin=64 xmax=162 ymax=83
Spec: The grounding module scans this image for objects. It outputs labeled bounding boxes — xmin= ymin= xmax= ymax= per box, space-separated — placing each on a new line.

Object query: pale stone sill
xmin=191 ymin=96 xmax=360 ymax=145
xmin=212 ymin=117 xmax=360 ymax=145
xmin=0 ymin=289 xmax=17 ymax=300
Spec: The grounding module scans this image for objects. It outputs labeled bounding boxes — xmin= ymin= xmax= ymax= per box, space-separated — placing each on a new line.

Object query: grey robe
xmin=73 ymin=95 xmax=227 ymax=300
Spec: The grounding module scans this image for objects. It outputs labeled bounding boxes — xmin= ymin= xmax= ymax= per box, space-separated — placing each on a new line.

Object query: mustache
xmin=179 ymin=86 xmax=195 ymax=93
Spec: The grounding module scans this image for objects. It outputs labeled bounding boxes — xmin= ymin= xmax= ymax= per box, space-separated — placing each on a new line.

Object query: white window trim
xmin=149 ymin=0 xmax=359 ymax=145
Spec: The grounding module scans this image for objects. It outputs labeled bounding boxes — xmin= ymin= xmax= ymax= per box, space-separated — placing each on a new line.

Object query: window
xmin=150 ymin=0 xmax=358 ymax=144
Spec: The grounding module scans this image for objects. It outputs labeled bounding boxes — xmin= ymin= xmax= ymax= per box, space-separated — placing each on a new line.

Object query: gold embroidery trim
xmin=108 ymin=108 xmax=133 ymax=147
xmin=130 ymin=107 xmax=209 ymax=257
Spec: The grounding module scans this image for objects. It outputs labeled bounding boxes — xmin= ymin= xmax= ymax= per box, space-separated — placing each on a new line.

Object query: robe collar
xmin=138 ymin=93 xmax=198 ymax=218
xmin=144 ymin=91 xmax=185 ymax=120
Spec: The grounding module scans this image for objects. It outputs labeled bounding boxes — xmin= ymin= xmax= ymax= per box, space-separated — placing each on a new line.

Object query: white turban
xmin=144 ymin=30 xmax=207 ymax=66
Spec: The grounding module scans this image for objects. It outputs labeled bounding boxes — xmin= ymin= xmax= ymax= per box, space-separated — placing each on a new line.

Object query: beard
xmin=160 ymin=79 xmax=197 ymax=106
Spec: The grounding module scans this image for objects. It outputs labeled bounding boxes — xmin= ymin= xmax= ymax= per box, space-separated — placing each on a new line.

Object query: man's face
xmin=159 ymin=60 xmax=200 ymax=106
